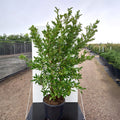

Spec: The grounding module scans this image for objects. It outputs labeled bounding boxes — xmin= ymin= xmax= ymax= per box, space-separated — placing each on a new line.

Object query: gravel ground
xmin=78 ymin=55 xmax=120 ymax=120
xmin=0 ymin=69 xmax=32 ymax=120
xmin=0 ymin=54 xmax=120 ymax=120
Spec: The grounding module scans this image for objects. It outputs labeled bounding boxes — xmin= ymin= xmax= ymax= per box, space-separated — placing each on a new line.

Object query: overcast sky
xmin=0 ymin=0 xmax=120 ymax=43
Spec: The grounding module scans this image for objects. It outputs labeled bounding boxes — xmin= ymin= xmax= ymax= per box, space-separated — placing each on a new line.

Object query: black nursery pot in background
xmin=108 ymin=64 xmax=120 ymax=79
xmin=114 ymin=68 xmax=120 ymax=79
xmin=99 ymin=56 xmax=108 ymax=66
xmin=108 ymin=64 xmax=114 ymax=75
xmin=43 ymin=101 xmax=65 ymax=120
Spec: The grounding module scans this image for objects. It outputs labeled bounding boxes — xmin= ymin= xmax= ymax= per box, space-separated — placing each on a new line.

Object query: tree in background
xmin=0 ymin=33 xmax=31 ymax=43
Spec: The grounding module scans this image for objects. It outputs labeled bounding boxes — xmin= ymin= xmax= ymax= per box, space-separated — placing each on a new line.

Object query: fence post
xmin=4 ymin=47 xmax=5 ymax=55
xmin=102 ymin=46 xmax=104 ymax=52
xmin=110 ymin=46 xmax=112 ymax=50
xmin=14 ymin=43 xmax=16 ymax=54
xmin=21 ymin=44 xmax=22 ymax=53
xmin=99 ymin=46 xmax=101 ymax=53
xmin=24 ymin=42 xmax=26 ymax=53
xmin=10 ymin=45 xmax=12 ymax=54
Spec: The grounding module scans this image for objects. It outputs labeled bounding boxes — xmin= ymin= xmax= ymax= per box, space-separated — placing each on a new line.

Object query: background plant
xmin=20 ymin=7 xmax=99 ymax=100
xmin=87 ymin=43 xmax=120 ymax=70
xmin=100 ymin=50 xmax=120 ymax=69
xmin=0 ymin=33 xmax=31 ymax=43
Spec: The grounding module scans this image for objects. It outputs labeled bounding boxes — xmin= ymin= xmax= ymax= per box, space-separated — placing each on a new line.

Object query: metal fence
xmin=0 ymin=41 xmax=32 ymax=55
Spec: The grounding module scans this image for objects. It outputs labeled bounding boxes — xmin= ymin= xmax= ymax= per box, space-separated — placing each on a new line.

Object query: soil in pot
xmin=43 ymin=95 xmax=65 ymax=120
xmin=43 ymin=95 xmax=65 ymax=105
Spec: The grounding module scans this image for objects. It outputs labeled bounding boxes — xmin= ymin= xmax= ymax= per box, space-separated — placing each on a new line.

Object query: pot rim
xmin=43 ymin=99 xmax=65 ymax=107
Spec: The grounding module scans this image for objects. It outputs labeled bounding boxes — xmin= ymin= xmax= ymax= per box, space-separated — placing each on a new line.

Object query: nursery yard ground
xmin=78 ymin=55 xmax=120 ymax=120
xmin=0 ymin=69 xmax=32 ymax=120
xmin=0 ymin=55 xmax=120 ymax=120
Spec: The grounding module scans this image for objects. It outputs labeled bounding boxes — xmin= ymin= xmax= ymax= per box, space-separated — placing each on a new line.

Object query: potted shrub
xmin=20 ymin=7 xmax=99 ymax=120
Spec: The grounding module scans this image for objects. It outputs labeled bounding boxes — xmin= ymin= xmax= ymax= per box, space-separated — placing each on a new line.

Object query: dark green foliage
xmin=0 ymin=33 xmax=31 ymax=43
xmin=100 ymin=50 xmax=120 ymax=69
xmin=20 ymin=7 xmax=99 ymax=100
xmin=88 ymin=43 xmax=120 ymax=70
xmin=88 ymin=43 xmax=120 ymax=54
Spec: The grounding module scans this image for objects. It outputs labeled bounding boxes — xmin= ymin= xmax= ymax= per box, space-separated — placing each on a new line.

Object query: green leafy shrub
xmin=20 ymin=7 xmax=99 ymax=100
xmin=100 ymin=50 xmax=120 ymax=69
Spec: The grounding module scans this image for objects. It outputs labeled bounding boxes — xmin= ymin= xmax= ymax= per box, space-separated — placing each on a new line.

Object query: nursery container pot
xmin=114 ymin=68 xmax=120 ymax=79
xmin=43 ymin=99 xmax=65 ymax=120
xmin=108 ymin=64 xmax=114 ymax=74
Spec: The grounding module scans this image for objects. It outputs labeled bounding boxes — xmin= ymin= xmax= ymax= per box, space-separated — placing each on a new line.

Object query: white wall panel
xmin=32 ymin=26 xmax=78 ymax=103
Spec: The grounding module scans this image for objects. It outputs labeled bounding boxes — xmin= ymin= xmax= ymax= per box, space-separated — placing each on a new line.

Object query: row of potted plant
xmin=88 ymin=45 xmax=120 ymax=79
xmin=87 ymin=43 xmax=120 ymax=55
xmin=88 ymin=44 xmax=120 ymax=86
xmin=87 ymin=44 xmax=108 ymax=54
xmin=100 ymin=50 xmax=120 ymax=79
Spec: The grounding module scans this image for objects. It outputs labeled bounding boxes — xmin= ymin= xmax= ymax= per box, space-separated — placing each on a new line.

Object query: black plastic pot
xmin=116 ymin=80 xmax=120 ymax=86
xmin=112 ymin=66 xmax=117 ymax=76
xmin=43 ymin=101 xmax=65 ymax=120
xmin=114 ymin=68 xmax=120 ymax=79
xmin=99 ymin=56 xmax=108 ymax=66
xmin=108 ymin=64 xmax=114 ymax=74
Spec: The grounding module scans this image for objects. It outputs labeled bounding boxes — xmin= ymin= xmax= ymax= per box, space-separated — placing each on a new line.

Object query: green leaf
xmin=20 ymin=7 xmax=99 ymax=100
